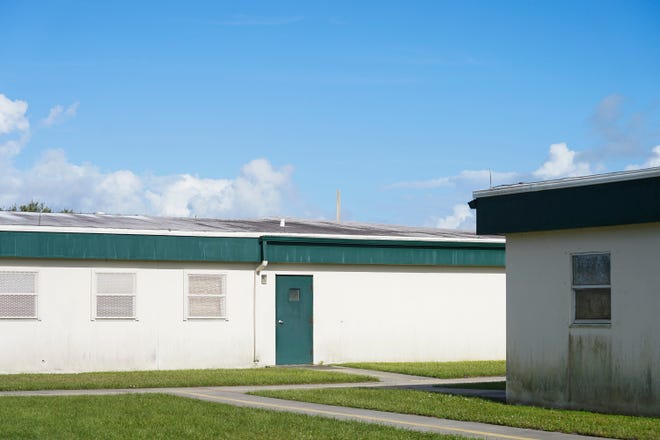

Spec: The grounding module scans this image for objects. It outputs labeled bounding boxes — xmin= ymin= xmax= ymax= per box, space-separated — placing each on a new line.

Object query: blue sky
xmin=1 ymin=1 xmax=659 ymax=229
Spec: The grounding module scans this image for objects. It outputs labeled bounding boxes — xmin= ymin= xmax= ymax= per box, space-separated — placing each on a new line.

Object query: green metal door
xmin=276 ymin=275 xmax=313 ymax=365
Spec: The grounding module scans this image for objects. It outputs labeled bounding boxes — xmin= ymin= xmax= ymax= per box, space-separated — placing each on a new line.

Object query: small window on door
xmin=572 ymin=253 xmax=611 ymax=323
xmin=288 ymin=288 xmax=300 ymax=302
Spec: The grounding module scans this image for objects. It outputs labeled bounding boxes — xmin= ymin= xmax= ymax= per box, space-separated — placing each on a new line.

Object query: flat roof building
xmin=0 ymin=213 xmax=505 ymax=373
xmin=470 ymin=167 xmax=660 ymax=416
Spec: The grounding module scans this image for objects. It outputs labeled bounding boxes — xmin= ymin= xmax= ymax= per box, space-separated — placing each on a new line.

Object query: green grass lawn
xmin=437 ymin=381 xmax=506 ymax=390
xmin=0 ymin=394 xmax=470 ymax=440
xmin=0 ymin=368 xmax=376 ymax=391
xmin=253 ymin=388 xmax=660 ymax=440
xmin=339 ymin=360 xmax=505 ymax=378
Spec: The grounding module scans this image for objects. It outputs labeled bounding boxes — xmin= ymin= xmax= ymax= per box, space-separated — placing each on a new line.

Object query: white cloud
xmin=435 ymin=204 xmax=474 ymax=230
xmin=0 ymin=145 xmax=294 ymax=217
xmin=533 ymin=142 xmax=592 ymax=180
xmin=587 ymin=94 xmax=644 ymax=158
xmin=388 ymin=176 xmax=451 ymax=189
xmin=145 ymin=174 xmax=231 ymax=217
xmin=0 ymin=135 xmax=30 ymax=158
xmin=389 ymin=169 xmax=519 ymax=189
xmin=394 ymin=142 xmax=597 ymax=231
xmin=232 ymin=158 xmax=294 ymax=216
xmin=0 ymin=94 xmax=29 ymax=135
xmin=144 ymin=158 xmax=293 ymax=218
xmin=3 ymin=149 xmax=141 ymax=214
xmin=388 ymin=166 xmax=519 ymax=232
xmin=625 ymin=145 xmax=660 ymax=170
xmin=42 ymin=102 xmax=79 ymax=126
xmin=19 ymin=149 xmax=107 ymax=211
xmin=0 ymin=94 xmax=30 ymax=160
xmin=387 ymin=94 xmax=657 ymax=229
xmin=0 ymin=94 xmax=298 ymax=217
xmin=457 ymin=169 xmax=520 ymax=185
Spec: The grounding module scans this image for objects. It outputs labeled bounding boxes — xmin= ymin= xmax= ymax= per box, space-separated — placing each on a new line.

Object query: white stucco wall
xmin=256 ymin=264 xmax=506 ymax=365
xmin=507 ymin=223 xmax=660 ymax=416
xmin=0 ymin=259 xmax=506 ymax=374
xmin=0 ymin=260 xmax=257 ymax=373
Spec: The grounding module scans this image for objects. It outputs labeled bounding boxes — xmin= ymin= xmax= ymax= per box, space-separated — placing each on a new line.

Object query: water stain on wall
xmin=569 ymin=334 xmax=612 ymax=406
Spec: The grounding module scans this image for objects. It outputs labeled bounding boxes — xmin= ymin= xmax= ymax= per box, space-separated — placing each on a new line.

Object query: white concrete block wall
xmin=256 ymin=264 xmax=506 ymax=365
xmin=507 ymin=223 xmax=660 ymax=416
xmin=0 ymin=259 xmax=506 ymax=374
xmin=0 ymin=260 xmax=256 ymax=373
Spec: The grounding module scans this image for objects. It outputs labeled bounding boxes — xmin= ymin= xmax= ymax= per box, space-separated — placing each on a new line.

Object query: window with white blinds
xmin=94 ymin=272 xmax=136 ymax=319
xmin=185 ymin=273 xmax=227 ymax=319
xmin=0 ymin=271 xmax=38 ymax=319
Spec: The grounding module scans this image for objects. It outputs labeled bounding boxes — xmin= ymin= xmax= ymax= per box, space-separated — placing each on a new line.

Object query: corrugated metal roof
xmin=0 ymin=212 xmax=499 ymax=241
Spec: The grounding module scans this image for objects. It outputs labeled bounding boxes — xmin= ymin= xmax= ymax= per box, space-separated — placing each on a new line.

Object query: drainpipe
xmin=252 ymin=259 xmax=268 ymax=364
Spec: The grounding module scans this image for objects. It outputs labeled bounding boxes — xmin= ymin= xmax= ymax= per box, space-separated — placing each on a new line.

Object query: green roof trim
xmin=0 ymin=231 xmax=504 ymax=267
xmin=470 ymin=174 xmax=660 ymax=235
xmin=261 ymin=236 xmax=504 ymax=267
xmin=0 ymin=231 xmax=261 ymax=262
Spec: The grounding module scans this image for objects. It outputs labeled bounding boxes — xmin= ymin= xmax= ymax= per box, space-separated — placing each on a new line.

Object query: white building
xmin=0 ymin=213 xmax=505 ymax=374
xmin=470 ymin=167 xmax=660 ymax=416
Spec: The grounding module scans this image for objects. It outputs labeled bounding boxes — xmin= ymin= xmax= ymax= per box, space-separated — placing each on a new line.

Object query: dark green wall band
xmin=0 ymin=231 xmax=505 ymax=267
xmin=261 ymin=236 xmax=504 ymax=267
xmin=0 ymin=231 xmax=261 ymax=262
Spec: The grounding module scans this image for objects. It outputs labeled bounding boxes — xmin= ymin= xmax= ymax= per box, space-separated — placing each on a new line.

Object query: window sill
xmin=570 ymin=322 xmax=611 ymax=329
xmin=185 ymin=317 xmax=229 ymax=321
xmin=0 ymin=317 xmax=39 ymax=320
xmin=93 ymin=317 xmax=139 ymax=321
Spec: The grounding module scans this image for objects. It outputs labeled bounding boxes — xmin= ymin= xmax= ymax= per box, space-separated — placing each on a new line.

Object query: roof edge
xmin=261 ymin=235 xmax=505 ymax=247
xmin=473 ymin=166 xmax=660 ymax=199
xmin=0 ymin=225 xmax=504 ymax=244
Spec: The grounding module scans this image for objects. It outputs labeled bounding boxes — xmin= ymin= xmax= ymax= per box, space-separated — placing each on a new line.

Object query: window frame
xmin=0 ymin=270 xmax=39 ymax=320
xmin=183 ymin=271 xmax=228 ymax=321
xmin=571 ymin=252 xmax=611 ymax=325
xmin=91 ymin=270 xmax=138 ymax=321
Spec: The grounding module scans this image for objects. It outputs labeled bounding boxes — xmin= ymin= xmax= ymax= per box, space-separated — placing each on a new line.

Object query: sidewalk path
xmin=0 ymin=366 xmax=611 ymax=440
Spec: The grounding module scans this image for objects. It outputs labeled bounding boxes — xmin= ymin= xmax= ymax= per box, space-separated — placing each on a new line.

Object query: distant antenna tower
xmin=489 ymin=169 xmax=492 ymax=188
xmin=336 ymin=189 xmax=341 ymax=223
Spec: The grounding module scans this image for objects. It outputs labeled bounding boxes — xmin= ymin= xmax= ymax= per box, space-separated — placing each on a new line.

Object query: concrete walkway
xmin=0 ymin=366 xmax=612 ymax=440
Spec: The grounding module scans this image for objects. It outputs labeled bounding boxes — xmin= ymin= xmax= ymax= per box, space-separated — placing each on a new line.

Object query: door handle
xmin=277 ymin=319 xmax=284 ymax=325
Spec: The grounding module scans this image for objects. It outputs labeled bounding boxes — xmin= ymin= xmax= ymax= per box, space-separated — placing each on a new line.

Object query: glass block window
xmin=186 ymin=273 xmax=227 ymax=319
xmin=0 ymin=271 xmax=38 ymax=319
xmin=94 ymin=272 xmax=136 ymax=319
xmin=572 ymin=253 xmax=611 ymax=323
